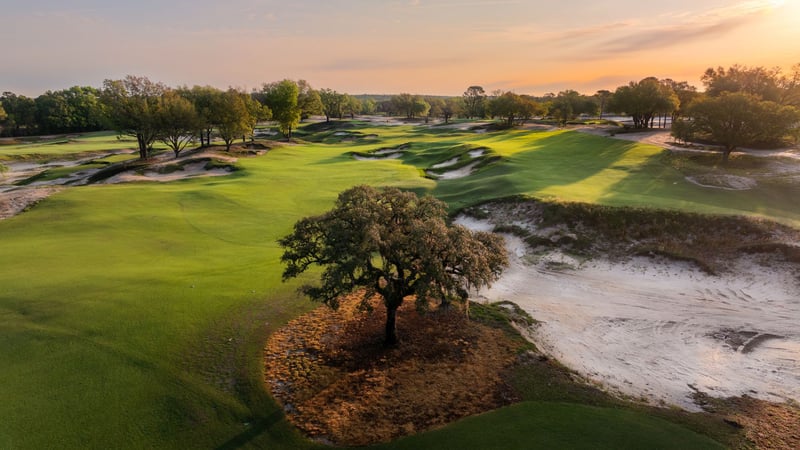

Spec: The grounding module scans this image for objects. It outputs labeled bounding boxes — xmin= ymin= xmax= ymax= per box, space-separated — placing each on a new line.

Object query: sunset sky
xmin=3 ymin=0 xmax=798 ymax=96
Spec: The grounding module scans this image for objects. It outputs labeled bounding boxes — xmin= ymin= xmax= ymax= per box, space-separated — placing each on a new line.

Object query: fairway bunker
xmin=685 ymin=174 xmax=757 ymax=190
xmin=457 ymin=214 xmax=800 ymax=411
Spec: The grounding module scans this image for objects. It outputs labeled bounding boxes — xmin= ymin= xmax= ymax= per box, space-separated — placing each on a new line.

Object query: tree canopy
xmin=390 ymin=94 xmax=430 ymax=119
xmin=279 ymin=185 xmax=508 ymax=347
xmin=682 ymin=93 xmax=800 ymax=163
xmin=463 ymin=86 xmax=487 ymax=119
xmin=488 ymin=92 xmax=542 ymax=127
xmin=102 ymin=75 xmax=167 ymax=159
xmin=156 ymin=90 xmax=201 ymax=157
xmin=607 ymin=77 xmax=678 ymax=129
xmin=547 ymin=90 xmax=598 ymax=126
xmin=260 ymin=80 xmax=301 ymax=139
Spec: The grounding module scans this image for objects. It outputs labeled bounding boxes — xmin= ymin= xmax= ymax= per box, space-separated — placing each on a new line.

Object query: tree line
xmin=2 ymin=63 xmax=798 ymax=161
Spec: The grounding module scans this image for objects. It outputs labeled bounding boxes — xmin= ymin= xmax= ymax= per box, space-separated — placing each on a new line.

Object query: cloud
xmin=476 ymin=0 xmax=783 ymax=58
xmin=598 ymin=0 xmax=782 ymax=54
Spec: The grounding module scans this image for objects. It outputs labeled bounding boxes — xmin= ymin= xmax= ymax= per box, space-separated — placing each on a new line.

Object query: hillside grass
xmin=3 ymin=121 xmax=794 ymax=448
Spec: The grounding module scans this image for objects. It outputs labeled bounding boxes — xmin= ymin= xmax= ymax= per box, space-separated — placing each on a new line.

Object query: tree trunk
xmin=722 ymin=146 xmax=733 ymax=165
xmin=384 ymin=306 xmax=399 ymax=347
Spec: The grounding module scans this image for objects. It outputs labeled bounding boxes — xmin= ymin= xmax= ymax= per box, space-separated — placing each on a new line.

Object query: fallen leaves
xmin=264 ymin=291 xmax=518 ymax=446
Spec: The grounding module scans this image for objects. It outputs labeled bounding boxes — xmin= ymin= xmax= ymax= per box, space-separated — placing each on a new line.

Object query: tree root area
xmin=264 ymin=292 xmax=518 ymax=446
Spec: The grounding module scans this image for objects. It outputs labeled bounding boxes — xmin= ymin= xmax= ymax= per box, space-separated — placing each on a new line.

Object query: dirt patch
xmin=264 ymin=292 xmax=518 ymax=446
xmin=692 ymin=393 xmax=800 ymax=450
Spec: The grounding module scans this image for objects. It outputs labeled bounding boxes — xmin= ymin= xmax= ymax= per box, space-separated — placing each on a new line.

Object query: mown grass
xmin=3 ymin=121 xmax=795 ymax=448
xmin=378 ymin=402 xmax=725 ymax=450
xmin=0 ymin=131 xmax=143 ymax=160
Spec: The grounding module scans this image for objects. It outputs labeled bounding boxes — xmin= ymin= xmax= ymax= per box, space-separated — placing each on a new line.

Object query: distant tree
xmin=32 ymin=86 xmax=106 ymax=134
xmin=102 ymin=75 xmax=167 ymax=159
xmin=488 ymin=92 xmax=542 ymax=127
xmin=341 ymin=95 xmax=360 ymax=119
xmin=441 ymin=97 xmax=462 ymax=124
xmin=244 ymin=94 xmax=271 ymax=140
xmin=669 ymin=118 xmax=696 ymax=145
xmin=0 ymin=103 xmax=6 ymax=124
xmin=0 ymin=92 xmax=37 ymax=137
xmin=297 ymin=80 xmax=323 ymax=120
xmin=462 ymin=86 xmax=486 ymax=119
xmin=34 ymin=91 xmax=70 ymax=134
xmin=425 ymin=97 xmax=445 ymax=123
xmin=156 ymin=90 xmax=201 ymax=157
xmin=548 ymin=90 xmax=598 ymax=126
xmin=180 ymin=86 xmax=222 ymax=147
xmin=214 ymin=90 xmax=256 ymax=151
xmin=319 ymin=89 xmax=345 ymax=121
xmin=261 ymin=80 xmax=301 ymax=139
xmin=607 ymin=77 xmax=678 ymax=129
xmin=687 ymin=92 xmax=800 ymax=163
xmin=778 ymin=63 xmax=800 ymax=107
xmin=595 ymin=90 xmax=612 ymax=119
xmin=391 ymin=93 xmax=429 ymax=119
xmin=702 ymin=65 xmax=782 ymax=102
xmin=361 ymin=97 xmax=377 ymax=115
xmin=279 ymin=185 xmax=508 ymax=347
xmin=661 ymin=79 xmax=699 ymax=123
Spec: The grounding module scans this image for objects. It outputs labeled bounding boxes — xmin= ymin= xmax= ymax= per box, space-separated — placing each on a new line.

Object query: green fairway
xmin=379 ymin=402 xmax=725 ymax=450
xmin=4 ymin=122 xmax=789 ymax=448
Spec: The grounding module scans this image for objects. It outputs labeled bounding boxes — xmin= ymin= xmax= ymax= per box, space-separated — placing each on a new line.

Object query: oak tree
xmin=261 ymin=80 xmax=301 ymax=139
xmin=102 ymin=76 xmax=167 ymax=159
xmin=607 ymin=77 xmax=678 ymax=129
xmin=279 ymin=185 xmax=508 ymax=347
xmin=687 ymin=93 xmax=800 ymax=163
xmin=156 ymin=90 xmax=201 ymax=157
xmin=463 ymin=86 xmax=486 ymax=119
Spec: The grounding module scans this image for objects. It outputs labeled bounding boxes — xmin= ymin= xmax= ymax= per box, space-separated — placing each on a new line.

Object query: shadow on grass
xmin=433 ymin=131 xmax=639 ymax=210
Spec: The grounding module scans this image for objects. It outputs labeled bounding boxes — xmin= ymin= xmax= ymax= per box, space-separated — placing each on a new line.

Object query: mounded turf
xmin=379 ymin=402 xmax=725 ymax=450
xmin=4 ymin=121 xmax=793 ymax=448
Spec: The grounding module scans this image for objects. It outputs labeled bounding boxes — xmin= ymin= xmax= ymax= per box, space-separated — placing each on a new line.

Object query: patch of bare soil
xmin=0 ymin=187 xmax=62 ymax=220
xmin=692 ymin=393 xmax=800 ymax=450
xmin=264 ymin=292 xmax=518 ymax=446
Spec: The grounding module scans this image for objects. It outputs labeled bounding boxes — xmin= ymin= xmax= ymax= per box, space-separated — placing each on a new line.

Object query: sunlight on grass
xmin=3 ymin=121 xmax=795 ymax=448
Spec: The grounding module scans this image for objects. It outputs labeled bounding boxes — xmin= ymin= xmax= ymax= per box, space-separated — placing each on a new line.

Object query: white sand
xmin=433 ymin=161 xmax=480 ymax=180
xmin=685 ymin=174 xmax=758 ymax=190
xmin=457 ymin=216 xmax=800 ymax=410
xmin=352 ymin=153 xmax=402 ymax=161
xmin=431 ymin=157 xmax=459 ymax=169
xmin=104 ymin=162 xmax=232 ymax=184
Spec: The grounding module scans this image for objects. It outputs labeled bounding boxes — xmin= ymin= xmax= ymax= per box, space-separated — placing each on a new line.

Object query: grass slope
xmin=4 ymin=122 xmax=789 ymax=448
xmin=380 ymin=402 xmax=724 ymax=450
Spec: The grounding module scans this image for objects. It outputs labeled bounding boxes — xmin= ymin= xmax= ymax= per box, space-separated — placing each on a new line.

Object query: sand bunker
xmin=431 ymin=157 xmax=459 ymax=169
xmin=0 ymin=187 xmax=62 ymax=220
xmin=104 ymin=162 xmax=233 ymax=184
xmin=457 ymin=216 xmax=800 ymax=410
xmin=352 ymin=153 xmax=403 ymax=161
xmin=686 ymin=174 xmax=758 ymax=190
xmin=432 ymin=161 xmax=481 ymax=180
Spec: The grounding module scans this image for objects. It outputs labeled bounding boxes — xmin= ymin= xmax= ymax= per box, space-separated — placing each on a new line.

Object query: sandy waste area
xmin=457 ymin=216 xmax=800 ymax=410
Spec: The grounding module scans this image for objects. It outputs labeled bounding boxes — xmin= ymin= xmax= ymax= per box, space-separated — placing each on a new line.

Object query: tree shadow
xmin=432 ymin=131 xmax=640 ymax=209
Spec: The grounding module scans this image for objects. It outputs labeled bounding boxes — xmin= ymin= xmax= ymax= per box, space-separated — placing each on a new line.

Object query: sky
xmin=2 ymin=0 xmax=799 ymax=96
